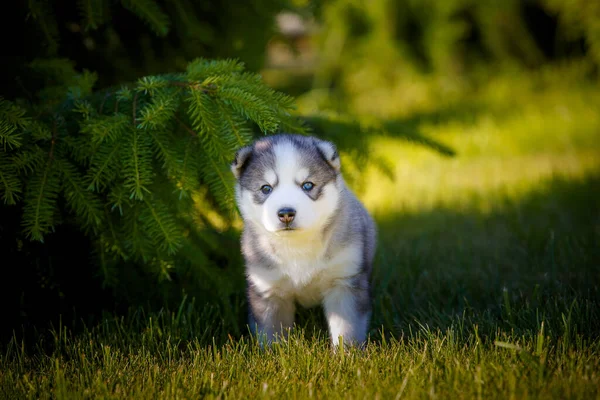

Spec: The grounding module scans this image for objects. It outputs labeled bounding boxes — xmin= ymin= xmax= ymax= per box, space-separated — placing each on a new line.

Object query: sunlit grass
xmin=361 ymin=141 xmax=598 ymax=214
xmin=2 ymin=319 xmax=599 ymax=399
xmin=333 ymin=71 xmax=600 ymax=214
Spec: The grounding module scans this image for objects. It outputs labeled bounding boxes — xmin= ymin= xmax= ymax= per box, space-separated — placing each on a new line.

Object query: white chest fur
xmin=248 ymin=233 xmax=361 ymax=308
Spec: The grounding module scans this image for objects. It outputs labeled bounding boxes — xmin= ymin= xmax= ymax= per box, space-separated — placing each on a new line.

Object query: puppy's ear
xmin=231 ymin=145 xmax=253 ymax=179
xmin=313 ymin=137 xmax=340 ymax=171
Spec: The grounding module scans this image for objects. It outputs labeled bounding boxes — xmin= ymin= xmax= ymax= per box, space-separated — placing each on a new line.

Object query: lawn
xmin=1 ymin=66 xmax=599 ymax=399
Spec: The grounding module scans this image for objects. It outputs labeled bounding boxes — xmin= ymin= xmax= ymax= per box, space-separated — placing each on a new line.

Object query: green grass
xmin=2 ymin=315 xmax=599 ymax=399
xmin=2 ymin=67 xmax=600 ymax=399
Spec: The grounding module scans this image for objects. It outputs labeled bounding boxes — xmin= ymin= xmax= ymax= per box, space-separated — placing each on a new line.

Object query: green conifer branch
xmin=123 ymin=204 xmax=154 ymax=262
xmin=187 ymin=90 xmax=232 ymax=160
xmin=0 ymin=120 xmax=23 ymax=151
xmin=172 ymin=133 xmax=201 ymax=199
xmin=148 ymin=129 xmax=180 ymax=176
xmin=11 ymin=145 xmax=46 ymax=175
xmin=185 ymin=58 xmax=245 ymax=82
xmin=137 ymin=92 xmax=179 ymax=130
xmin=199 ymin=152 xmax=236 ymax=216
xmin=120 ymin=0 xmax=171 ymax=37
xmin=26 ymin=0 xmax=60 ymax=54
xmin=21 ymin=157 xmax=60 ymax=241
xmin=81 ymin=113 xmax=130 ymax=145
xmin=0 ymin=153 xmax=22 ymax=204
xmin=123 ymin=126 xmax=154 ymax=200
xmin=25 ymin=120 xmax=54 ymax=142
xmin=154 ymin=259 xmax=174 ymax=282
xmin=0 ymin=97 xmax=30 ymax=150
xmin=56 ymin=156 xmax=103 ymax=230
xmin=141 ymin=197 xmax=184 ymax=255
xmin=215 ymin=99 xmax=253 ymax=148
xmin=108 ymin=184 xmax=130 ymax=216
xmin=216 ymin=86 xmax=279 ymax=133
xmin=77 ymin=0 xmax=105 ymax=30
xmin=86 ymin=133 xmax=125 ymax=192
xmin=2 ymin=55 xmax=305 ymax=278
xmin=101 ymin=210 xmax=129 ymax=260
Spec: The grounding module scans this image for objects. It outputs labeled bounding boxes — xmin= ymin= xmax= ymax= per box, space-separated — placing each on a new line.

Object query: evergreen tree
xmin=0 ymin=0 xmax=316 ymax=331
xmin=0 ymin=56 xmax=306 ymax=289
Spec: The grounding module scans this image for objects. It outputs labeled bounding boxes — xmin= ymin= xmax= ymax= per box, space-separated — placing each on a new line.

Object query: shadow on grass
xmin=303 ymin=112 xmax=458 ymax=158
xmin=298 ymin=108 xmax=464 ymax=191
xmin=300 ymin=98 xmax=501 ymax=161
xmin=295 ymin=109 xmax=463 ymax=199
xmin=293 ymin=168 xmax=600 ymax=344
xmin=2 ymin=168 xmax=598 ymax=354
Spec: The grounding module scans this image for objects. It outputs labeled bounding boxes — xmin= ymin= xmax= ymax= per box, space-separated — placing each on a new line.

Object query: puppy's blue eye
xmin=260 ymin=185 xmax=272 ymax=195
xmin=302 ymin=182 xmax=314 ymax=191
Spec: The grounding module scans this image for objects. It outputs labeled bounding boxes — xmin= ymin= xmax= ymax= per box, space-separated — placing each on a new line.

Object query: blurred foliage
xmin=293 ymin=0 xmax=599 ymax=118
xmin=3 ymin=0 xmax=298 ymax=101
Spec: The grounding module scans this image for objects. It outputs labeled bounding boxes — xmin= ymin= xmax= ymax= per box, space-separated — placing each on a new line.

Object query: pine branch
xmin=0 ymin=97 xmax=30 ymax=150
xmin=0 ymin=152 xmax=22 ymax=205
xmin=140 ymin=196 xmax=184 ymax=255
xmin=26 ymin=120 xmax=54 ymax=142
xmin=81 ymin=113 xmax=130 ymax=145
xmin=132 ymin=91 xmax=139 ymax=125
xmin=216 ymin=99 xmax=253 ymax=148
xmin=187 ymin=90 xmax=221 ymax=134
xmin=65 ymin=70 xmax=98 ymax=101
xmin=148 ymin=129 xmax=179 ymax=176
xmin=29 ymin=59 xmax=80 ymax=107
xmin=11 ymin=145 xmax=46 ymax=175
xmin=20 ymin=121 xmax=62 ymax=241
xmin=123 ymin=203 xmax=154 ymax=262
xmin=172 ymin=133 xmax=201 ymax=199
xmin=107 ymin=184 xmax=130 ymax=215
xmin=122 ymin=126 xmax=154 ymax=200
xmin=62 ymin=134 xmax=95 ymax=166
xmin=56 ymin=156 xmax=103 ymax=231
xmin=137 ymin=91 xmax=179 ymax=130
xmin=21 ymin=158 xmax=60 ymax=241
xmin=185 ymin=58 xmax=245 ymax=82
xmin=6 ymin=55 xmax=305 ymax=279
xmin=186 ymin=90 xmax=232 ymax=159
xmin=0 ymin=98 xmax=30 ymax=127
xmin=120 ymin=0 xmax=171 ymax=37
xmin=86 ymin=134 xmax=125 ymax=192
xmin=216 ymin=86 xmax=279 ymax=133
xmin=0 ymin=120 xmax=23 ymax=151
xmin=26 ymin=0 xmax=60 ymax=54
xmin=199 ymin=151 xmax=236 ymax=216
xmin=153 ymin=259 xmax=174 ymax=282
xmin=77 ymin=0 xmax=105 ymax=30
xmin=136 ymin=76 xmax=172 ymax=96
xmin=101 ymin=210 xmax=129 ymax=260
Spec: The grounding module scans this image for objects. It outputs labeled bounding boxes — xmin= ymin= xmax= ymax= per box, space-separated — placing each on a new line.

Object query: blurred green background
xmin=1 ymin=0 xmax=598 ymax=345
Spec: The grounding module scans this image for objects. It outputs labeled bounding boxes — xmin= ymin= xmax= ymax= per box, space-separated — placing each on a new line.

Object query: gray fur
xmin=231 ymin=133 xmax=377 ymax=348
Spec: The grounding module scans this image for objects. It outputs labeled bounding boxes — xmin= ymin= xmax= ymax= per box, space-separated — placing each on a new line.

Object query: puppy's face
xmin=231 ymin=134 xmax=341 ymax=234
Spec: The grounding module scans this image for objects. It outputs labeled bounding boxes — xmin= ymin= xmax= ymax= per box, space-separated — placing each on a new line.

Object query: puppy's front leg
xmin=247 ymin=281 xmax=295 ymax=345
xmin=323 ymin=277 xmax=371 ymax=348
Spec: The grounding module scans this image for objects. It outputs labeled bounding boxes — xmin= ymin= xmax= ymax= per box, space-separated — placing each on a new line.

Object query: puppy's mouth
xmin=275 ymin=224 xmax=298 ymax=232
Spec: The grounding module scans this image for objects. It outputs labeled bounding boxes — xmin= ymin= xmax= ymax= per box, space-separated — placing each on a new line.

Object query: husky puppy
xmin=230 ymin=133 xmax=377 ymax=348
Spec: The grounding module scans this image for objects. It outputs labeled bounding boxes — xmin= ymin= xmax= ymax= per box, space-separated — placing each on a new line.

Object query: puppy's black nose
xmin=278 ymin=208 xmax=296 ymax=224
